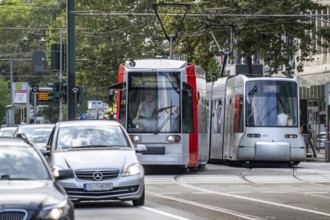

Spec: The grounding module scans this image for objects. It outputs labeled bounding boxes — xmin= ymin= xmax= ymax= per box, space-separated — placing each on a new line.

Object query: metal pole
xmin=67 ymin=0 xmax=76 ymax=120
xmin=169 ymin=36 xmax=173 ymax=59
xmin=59 ymin=28 xmax=63 ymax=121
xmin=10 ymin=59 xmax=15 ymax=126
xmin=33 ymin=92 xmax=37 ymax=123
xmin=26 ymin=87 xmax=30 ymax=124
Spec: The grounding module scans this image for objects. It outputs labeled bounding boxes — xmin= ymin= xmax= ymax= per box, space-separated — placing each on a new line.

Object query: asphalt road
xmin=74 ymin=161 xmax=330 ymax=220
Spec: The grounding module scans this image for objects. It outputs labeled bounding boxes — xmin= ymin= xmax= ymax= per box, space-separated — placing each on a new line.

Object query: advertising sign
xmin=87 ymin=100 xmax=103 ymax=109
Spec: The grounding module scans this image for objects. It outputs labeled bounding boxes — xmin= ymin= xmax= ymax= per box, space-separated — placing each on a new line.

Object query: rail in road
xmin=75 ymin=162 xmax=330 ymax=220
xmin=144 ymin=162 xmax=330 ymax=220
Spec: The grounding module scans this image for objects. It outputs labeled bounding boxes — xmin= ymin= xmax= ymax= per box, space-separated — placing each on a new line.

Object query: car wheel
xmin=132 ymin=189 xmax=145 ymax=206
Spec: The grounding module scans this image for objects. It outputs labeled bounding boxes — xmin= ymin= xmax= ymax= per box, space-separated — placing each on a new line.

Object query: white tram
xmin=207 ymin=74 xmax=306 ymax=165
xmin=109 ymin=59 xmax=209 ymax=169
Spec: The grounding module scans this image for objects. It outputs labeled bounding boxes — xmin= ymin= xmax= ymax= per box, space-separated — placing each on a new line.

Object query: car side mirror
xmin=53 ymin=169 xmax=74 ymax=180
xmin=39 ymin=146 xmax=50 ymax=156
xmin=135 ymin=144 xmax=147 ymax=152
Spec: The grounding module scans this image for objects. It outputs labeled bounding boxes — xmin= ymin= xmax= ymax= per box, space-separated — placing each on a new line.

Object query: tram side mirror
xmin=108 ymin=89 xmax=116 ymax=105
xmin=135 ymin=144 xmax=147 ymax=153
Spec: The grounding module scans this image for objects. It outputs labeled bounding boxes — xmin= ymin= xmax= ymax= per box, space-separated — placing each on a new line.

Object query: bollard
xmin=326 ymin=142 xmax=330 ymax=162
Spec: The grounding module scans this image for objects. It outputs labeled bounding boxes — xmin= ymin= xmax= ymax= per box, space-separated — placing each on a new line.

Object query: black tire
xmin=132 ymin=189 xmax=145 ymax=206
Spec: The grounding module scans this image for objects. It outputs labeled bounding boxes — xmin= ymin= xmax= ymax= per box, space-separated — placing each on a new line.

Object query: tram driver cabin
xmin=108 ymin=59 xmax=209 ymax=169
xmin=206 ymin=64 xmax=306 ymax=165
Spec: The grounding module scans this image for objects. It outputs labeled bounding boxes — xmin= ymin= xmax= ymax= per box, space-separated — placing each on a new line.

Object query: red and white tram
xmin=109 ymin=59 xmax=209 ymax=169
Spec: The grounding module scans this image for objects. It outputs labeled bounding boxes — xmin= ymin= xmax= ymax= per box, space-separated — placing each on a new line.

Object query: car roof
xmin=0 ymin=137 xmax=33 ymax=147
xmin=0 ymin=127 xmax=17 ymax=130
xmin=56 ymin=120 xmax=122 ymax=127
xmin=17 ymin=123 xmax=54 ymax=128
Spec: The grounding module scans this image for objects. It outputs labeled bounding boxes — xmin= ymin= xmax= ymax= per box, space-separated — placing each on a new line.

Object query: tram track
xmin=167 ymin=174 xmax=330 ymax=219
xmin=145 ymin=164 xmax=330 ymax=219
xmin=239 ymin=166 xmax=330 ymax=200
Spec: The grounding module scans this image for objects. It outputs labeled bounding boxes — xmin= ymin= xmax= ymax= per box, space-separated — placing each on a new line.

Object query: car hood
xmin=53 ymin=149 xmax=138 ymax=171
xmin=0 ymin=180 xmax=67 ymax=209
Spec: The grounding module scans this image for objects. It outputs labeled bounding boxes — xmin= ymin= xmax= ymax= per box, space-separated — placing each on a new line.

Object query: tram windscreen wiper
xmin=0 ymin=173 xmax=10 ymax=180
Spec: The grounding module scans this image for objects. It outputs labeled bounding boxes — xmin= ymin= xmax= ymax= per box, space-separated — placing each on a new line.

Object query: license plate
xmin=83 ymin=183 xmax=113 ymax=191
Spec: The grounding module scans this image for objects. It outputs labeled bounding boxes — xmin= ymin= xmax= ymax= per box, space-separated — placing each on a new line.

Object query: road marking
xmin=147 ymin=191 xmax=263 ymax=220
xmin=141 ymin=206 xmax=190 ymax=220
xmin=175 ymin=176 xmax=330 ymax=218
xmin=305 ymin=192 xmax=329 ymax=194
xmin=261 ymin=191 xmax=286 ymax=194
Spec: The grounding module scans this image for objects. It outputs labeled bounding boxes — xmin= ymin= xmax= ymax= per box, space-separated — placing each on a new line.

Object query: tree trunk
xmin=246 ymin=56 xmax=253 ymax=76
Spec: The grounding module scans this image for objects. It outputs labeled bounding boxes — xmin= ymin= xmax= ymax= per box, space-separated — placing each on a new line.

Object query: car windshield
xmin=56 ymin=125 xmax=129 ymax=150
xmin=0 ymin=128 xmax=16 ymax=137
xmin=0 ymin=146 xmax=50 ymax=180
xmin=17 ymin=126 xmax=53 ymax=144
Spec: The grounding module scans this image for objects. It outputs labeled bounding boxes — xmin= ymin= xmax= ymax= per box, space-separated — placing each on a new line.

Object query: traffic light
xmin=61 ymin=81 xmax=68 ymax=104
xmin=47 ymin=82 xmax=60 ymax=102
xmin=51 ymin=44 xmax=66 ymax=71
xmin=77 ymin=86 xmax=84 ymax=104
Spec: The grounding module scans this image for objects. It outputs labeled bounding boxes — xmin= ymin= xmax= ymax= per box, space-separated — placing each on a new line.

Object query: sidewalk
xmin=306 ymin=148 xmax=327 ymax=162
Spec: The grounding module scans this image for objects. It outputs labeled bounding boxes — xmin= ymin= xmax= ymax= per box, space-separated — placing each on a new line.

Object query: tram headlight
xmin=285 ymin=134 xmax=297 ymax=138
xmin=167 ymin=135 xmax=181 ymax=143
xmin=247 ymin=133 xmax=261 ymax=138
xmin=130 ymin=135 xmax=141 ymax=143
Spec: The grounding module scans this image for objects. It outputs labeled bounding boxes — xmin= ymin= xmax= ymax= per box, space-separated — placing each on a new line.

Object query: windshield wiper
xmin=69 ymin=145 xmax=125 ymax=149
xmin=0 ymin=174 xmax=30 ymax=180
xmin=0 ymin=173 xmax=10 ymax=180
xmin=157 ymin=105 xmax=178 ymax=113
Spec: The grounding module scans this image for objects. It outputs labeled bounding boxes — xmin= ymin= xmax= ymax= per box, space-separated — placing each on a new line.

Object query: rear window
xmin=0 ymin=146 xmax=50 ymax=180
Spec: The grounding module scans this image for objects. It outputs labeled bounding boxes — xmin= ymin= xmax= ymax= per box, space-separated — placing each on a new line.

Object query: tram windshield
xmin=126 ymin=72 xmax=181 ymax=133
xmin=246 ymin=80 xmax=298 ymax=127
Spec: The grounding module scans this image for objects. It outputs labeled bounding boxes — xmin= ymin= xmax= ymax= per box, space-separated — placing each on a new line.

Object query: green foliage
xmin=0 ymin=78 xmax=10 ymax=125
xmin=0 ymin=0 xmax=325 ymax=121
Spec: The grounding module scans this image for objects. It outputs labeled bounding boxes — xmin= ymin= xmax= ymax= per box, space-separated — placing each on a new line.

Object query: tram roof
xmin=125 ymin=59 xmax=188 ymax=69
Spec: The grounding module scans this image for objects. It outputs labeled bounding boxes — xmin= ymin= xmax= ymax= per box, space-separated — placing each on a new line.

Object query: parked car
xmin=14 ymin=124 xmax=54 ymax=148
xmin=0 ymin=126 xmax=17 ymax=137
xmin=0 ymin=137 xmax=74 ymax=219
xmin=45 ymin=120 xmax=146 ymax=206
xmin=316 ymin=131 xmax=327 ymax=149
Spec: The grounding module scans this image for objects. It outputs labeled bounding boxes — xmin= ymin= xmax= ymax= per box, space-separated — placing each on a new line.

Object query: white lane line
xmin=141 ymin=206 xmax=190 ymax=220
xmin=305 ymin=192 xmax=329 ymax=194
xmin=175 ymin=177 xmax=330 ymax=218
xmin=147 ymin=191 xmax=264 ymax=220
xmin=261 ymin=191 xmax=286 ymax=194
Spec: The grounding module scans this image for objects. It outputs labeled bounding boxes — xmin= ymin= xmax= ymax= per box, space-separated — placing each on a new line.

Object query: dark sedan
xmin=0 ymin=137 xmax=74 ymax=220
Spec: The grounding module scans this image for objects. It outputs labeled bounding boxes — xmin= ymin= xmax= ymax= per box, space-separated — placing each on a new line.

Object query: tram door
xmin=223 ymin=78 xmax=235 ymax=159
xmin=210 ymin=98 xmax=224 ymax=159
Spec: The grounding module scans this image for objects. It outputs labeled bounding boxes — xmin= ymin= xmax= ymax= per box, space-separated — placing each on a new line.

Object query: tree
xmin=0 ymin=78 xmax=10 ymax=125
xmin=0 ymin=0 xmax=64 ymax=124
xmin=178 ymin=0 xmax=322 ymax=78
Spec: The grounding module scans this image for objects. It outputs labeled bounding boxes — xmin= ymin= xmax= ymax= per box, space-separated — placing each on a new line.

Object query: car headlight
xmin=38 ymin=199 xmax=71 ymax=219
xmin=123 ymin=163 xmax=142 ymax=176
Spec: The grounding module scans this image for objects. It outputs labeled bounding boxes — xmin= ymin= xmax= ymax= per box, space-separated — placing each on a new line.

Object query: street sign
xmin=37 ymin=91 xmax=49 ymax=101
xmin=72 ymin=86 xmax=79 ymax=94
xmin=88 ymin=100 xmax=103 ymax=109
xmin=13 ymin=82 xmax=29 ymax=104
xmin=31 ymin=85 xmax=39 ymax=92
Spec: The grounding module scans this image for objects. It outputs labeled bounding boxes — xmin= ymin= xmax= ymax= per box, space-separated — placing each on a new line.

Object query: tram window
xmin=212 ymin=99 xmax=222 ymax=134
xmin=234 ymin=95 xmax=244 ymax=132
xmin=246 ymin=80 xmax=298 ymax=127
xmin=119 ymin=90 xmax=126 ymax=128
xmin=182 ymin=85 xmax=194 ymax=133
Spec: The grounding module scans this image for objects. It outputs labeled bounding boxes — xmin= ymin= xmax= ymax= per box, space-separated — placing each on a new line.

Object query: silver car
xmin=46 ymin=120 xmax=146 ymax=206
xmin=14 ymin=124 xmax=54 ymax=148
